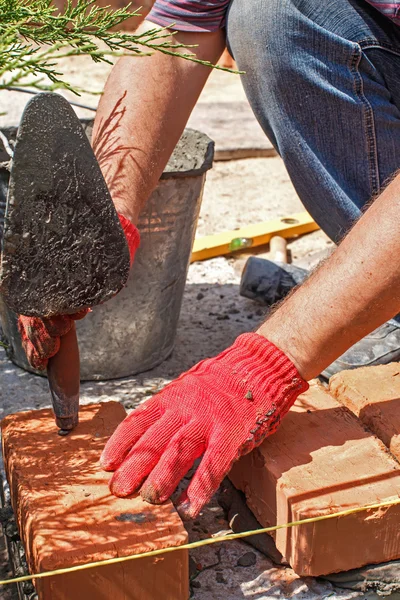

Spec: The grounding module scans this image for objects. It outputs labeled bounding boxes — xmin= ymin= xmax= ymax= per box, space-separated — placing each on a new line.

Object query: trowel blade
xmin=47 ymin=322 xmax=80 ymax=434
xmin=0 ymin=92 xmax=131 ymax=317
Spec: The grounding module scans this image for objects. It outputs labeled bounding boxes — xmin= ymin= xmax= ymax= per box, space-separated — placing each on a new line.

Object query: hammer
xmin=0 ymin=94 xmax=131 ymax=434
xmin=240 ymin=237 xmax=308 ymax=305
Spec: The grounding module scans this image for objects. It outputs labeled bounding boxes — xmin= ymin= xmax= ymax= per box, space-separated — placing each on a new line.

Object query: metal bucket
xmin=0 ymin=124 xmax=214 ymax=380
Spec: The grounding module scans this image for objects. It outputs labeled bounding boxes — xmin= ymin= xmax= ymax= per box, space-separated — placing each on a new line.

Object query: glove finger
xmin=177 ymin=446 xmax=235 ymax=519
xmin=23 ymin=345 xmax=51 ymax=371
xmin=109 ymin=412 xmax=183 ymax=497
xmin=18 ymin=316 xmax=61 ymax=370
xmin=18 ymin=312 xmax=84 ymax=371
xmin=100 ymin=398 xmax=162 ymax=471
xmin=140 ymin=421 xmax=206 ymax=505
xmin=18 ymin=314 xmax=71 ymax=349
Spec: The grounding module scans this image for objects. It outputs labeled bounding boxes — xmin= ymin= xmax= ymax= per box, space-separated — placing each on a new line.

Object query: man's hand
xmin=19 ymin=214 xmax=140 ymax=371
xmin=101 ymin=333 xmax=308 ymax=519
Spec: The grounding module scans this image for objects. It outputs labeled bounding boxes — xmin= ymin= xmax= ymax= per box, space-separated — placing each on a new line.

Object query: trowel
xmin=0 ymin=93 xmax=132 ymax=434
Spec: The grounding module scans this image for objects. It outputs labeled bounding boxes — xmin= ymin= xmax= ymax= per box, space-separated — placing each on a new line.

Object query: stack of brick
xmin=230 ymin=378 xmax=400 ymax=576
xmin=5 ymin=365 xmax=400 ymax=588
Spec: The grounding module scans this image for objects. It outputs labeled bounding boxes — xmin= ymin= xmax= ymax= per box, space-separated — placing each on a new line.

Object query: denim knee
xmin=226 ymin=0 xmax=400 ymax=243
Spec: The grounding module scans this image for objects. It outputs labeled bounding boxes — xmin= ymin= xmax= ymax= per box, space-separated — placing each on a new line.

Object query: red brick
xmin=2 ymin=402 xmax=189 ymax=600
xmin=330 ymin=363 xmax=400 ymax=461
xmin=229 ymin=382 xmax=400 ymax=576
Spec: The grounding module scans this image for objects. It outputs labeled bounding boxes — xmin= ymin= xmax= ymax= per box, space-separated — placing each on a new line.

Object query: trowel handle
xmin=47 ymin=323 xmax=80 ymax=435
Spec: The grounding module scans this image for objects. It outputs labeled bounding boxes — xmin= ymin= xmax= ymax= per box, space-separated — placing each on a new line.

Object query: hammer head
xmin=240 ymin=256 xmax=308 ymax=306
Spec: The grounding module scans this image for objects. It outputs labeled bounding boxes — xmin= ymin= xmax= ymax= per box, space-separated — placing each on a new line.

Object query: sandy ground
xmin=0 ymin=56 xmax=358 ymax=600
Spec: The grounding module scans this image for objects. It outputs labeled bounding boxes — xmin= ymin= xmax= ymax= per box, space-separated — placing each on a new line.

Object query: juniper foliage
xmin=0 ymin=0 xmax=227 ymax=94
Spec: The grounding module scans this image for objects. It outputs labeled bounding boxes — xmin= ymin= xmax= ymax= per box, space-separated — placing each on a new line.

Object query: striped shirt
xmin=147 ymin=0 xmax=400 ymax=32
xmin=367 ymin=1 xmax=400 ymax=24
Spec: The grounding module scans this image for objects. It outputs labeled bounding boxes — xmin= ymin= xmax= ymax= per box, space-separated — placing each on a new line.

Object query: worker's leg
xmin=227 ymin=0 xmax=400 ymax=374
xmin=227 ymin=0 xmax=400 ymax=242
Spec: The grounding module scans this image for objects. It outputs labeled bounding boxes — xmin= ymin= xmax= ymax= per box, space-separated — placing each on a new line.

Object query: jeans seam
xmin=349 ymin=43 xmax=380 ymax=197
xmin=359 ymin=37 xmax=400 ymax=58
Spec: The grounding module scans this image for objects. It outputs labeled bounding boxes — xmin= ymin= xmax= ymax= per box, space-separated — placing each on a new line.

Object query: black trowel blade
xmin=0 ymin=93 xmax=131 ymax=317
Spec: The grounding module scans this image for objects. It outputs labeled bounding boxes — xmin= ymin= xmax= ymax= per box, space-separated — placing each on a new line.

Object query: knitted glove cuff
xmin=224 ymin=332 xmax=309 ymax=411
xmin=118 ymin=214 xmax=140 ymax=265
xmin=229 ymin=333 xmax=309 ymax=451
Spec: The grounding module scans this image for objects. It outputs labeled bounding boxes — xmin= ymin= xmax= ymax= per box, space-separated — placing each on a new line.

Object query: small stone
xmin=5 ymin=520 xmax=20 ymax=542
xmin=22 ymin=580 xmax=36 ymax=595
xmin=217 ymin=314 xmax=230 ymax=321
xmin=196 ymin=292 xmax=204 ymax=300
xmin=247 ymin=314 xmax=254 ymax=319
xmin=189 ymin=557 xmax=198 ymax=578
xmin=0 ymin=506 xmax=13 ymax=525
xmin=237 ymin=552 xmax=257 ymax=567
xmin=191 ymin=580 xmax=201 ymax=589
xmin=216 ymin=572 xmax=227 ymax=584
xmin=245 ymin=391 xmax=253 ymax=401
xmin=192 ymin=526 xmax=202 ymax=533
xmin=228 ymin=308 xmax=240 ymax=315
xmin=208 ymin=507 xmax=224 ymax=516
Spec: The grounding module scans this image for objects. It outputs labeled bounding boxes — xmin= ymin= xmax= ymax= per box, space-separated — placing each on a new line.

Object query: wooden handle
xmin=47 ymin=323 xmax=80 ymax=434
xmin=270 ymin=236 xmax=288 ymax=264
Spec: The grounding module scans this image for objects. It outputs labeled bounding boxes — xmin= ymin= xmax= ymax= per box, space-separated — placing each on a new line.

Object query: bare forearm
xmin=259 ymin=173 xmax=400 ymax=380
xmin=93 ymin=21 xmax=225 ymax=223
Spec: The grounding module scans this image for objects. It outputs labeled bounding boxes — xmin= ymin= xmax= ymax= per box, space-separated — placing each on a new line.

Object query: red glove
xmin=18 ymin=310 xmax=88 ymax=371
xmin=18 ymin=214 xmax=140 ymax=371
xmin=101 ymin=333 xmax=309 ymax=518
xmin=117 ymin=214 xmax=140 ymax=267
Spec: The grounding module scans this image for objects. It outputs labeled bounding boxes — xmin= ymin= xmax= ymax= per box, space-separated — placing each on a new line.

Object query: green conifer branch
xmin=0 ymin=0 xmax=241 ymax=94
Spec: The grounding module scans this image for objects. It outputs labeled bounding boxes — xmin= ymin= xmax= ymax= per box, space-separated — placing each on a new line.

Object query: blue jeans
xmin=226 ymin=0 xmax=400 ymax=325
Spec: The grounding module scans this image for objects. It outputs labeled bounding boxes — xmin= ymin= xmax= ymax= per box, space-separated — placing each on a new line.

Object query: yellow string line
xmin=1 ymin=496 xmax=400 ymax=586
